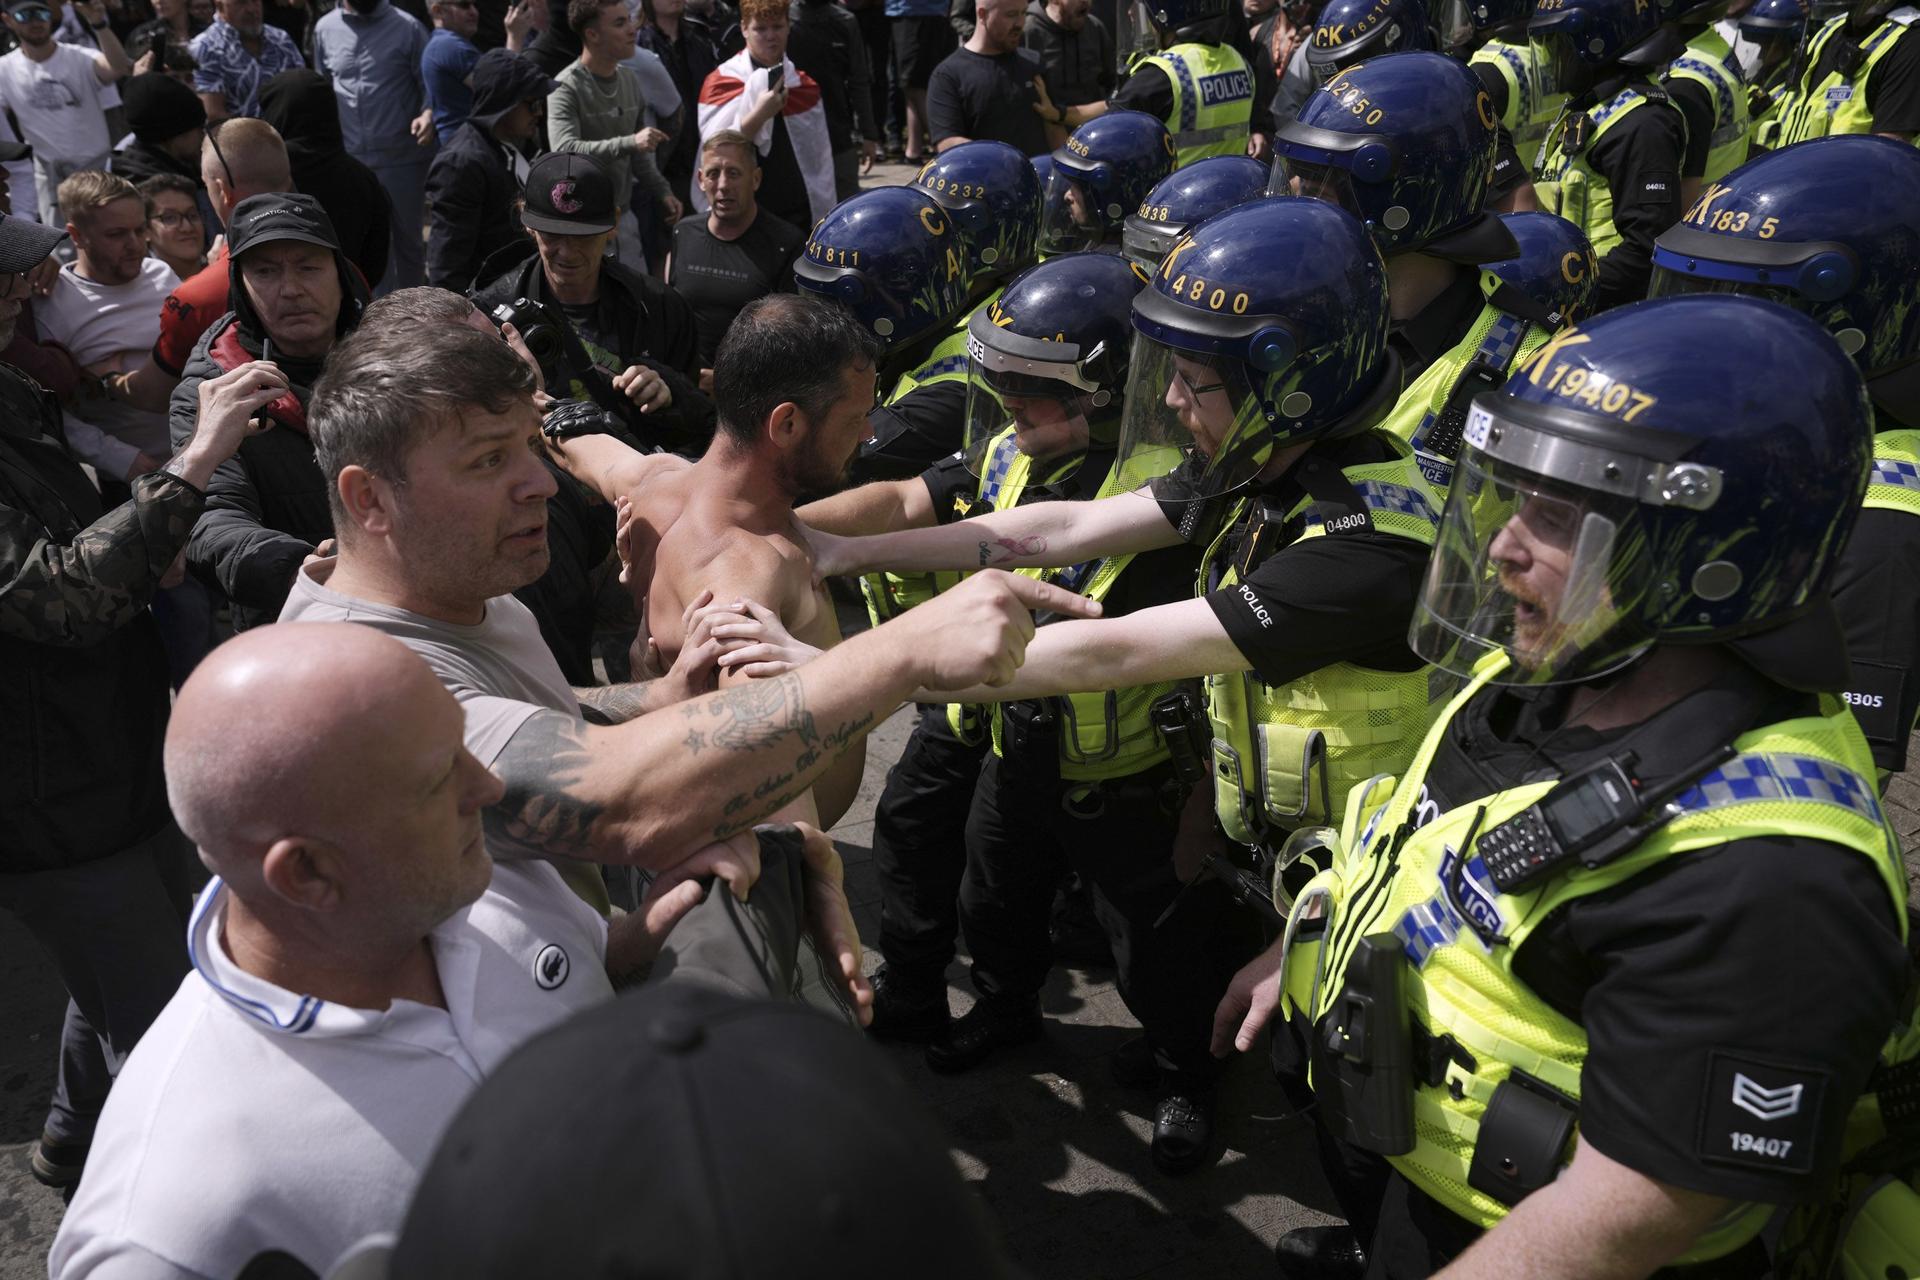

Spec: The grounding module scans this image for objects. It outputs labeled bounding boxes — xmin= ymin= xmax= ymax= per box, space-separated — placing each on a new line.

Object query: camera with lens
xmin=490 ymin=296 xmax=565 ymax=370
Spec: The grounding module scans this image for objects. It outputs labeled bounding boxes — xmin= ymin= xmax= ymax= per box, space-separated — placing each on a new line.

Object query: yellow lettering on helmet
xmin=919 ymin=207 xmax=948 ymax=237
xmin=1519 ymin=326 xmax=1592 ymax=386
xmin=1560 ymin=250 xmax=1586 ymax=284
xmin=1684 ymin=182 xmax=1731 ymax=226
xmin=1160 ymin=236 xmax=1197 ymax=280
xmin=944 ymin=247 xmax=963 ymax=280
xmin=989 ymin=299 xmax=1015 ymax=327
xmin=1318 ymin=24 xmax=1344 ymax=44
xmin=1475 ymin=89 xmax=1498 ymax=131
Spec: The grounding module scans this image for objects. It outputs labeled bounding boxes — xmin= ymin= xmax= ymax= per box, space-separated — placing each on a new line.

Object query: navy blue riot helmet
xmin=1489 ymin=212 xmax=1598 ymax=327
xmin=1306 ymin=0 xmax=1436 ymax=84
xmin=1116 ymin=197 xmax=1399 ymax=508
xmin=959 ymin=253 xmax=1148 ymax=483
xmin=1650 ymin=137 xmax=1920 ymax=418
xmin=1413 ymin=295 xmax=1873 ymax=687
xmin=911 ymin=141 xmax=1044 ymax=282
xmin=793 ymin=186 xmax=971 ymax=350
xmin=1738 ymin=0 xmax=1808 ymax=43
xmin=1270 ymin=52 xmax=1517 ymax=263
xmin=1435 ymin=0 xmax=1533 ymax=50
xmin=1122 ymin=156 xmax=1271 ymax=270
xmin=1142 ymin=0 xmax=1236 ymax=41
xmin=1040 ymin=112 xmax=1178 ymax=257
xmin=1527 ymin=0 xmax=1684 ymax=97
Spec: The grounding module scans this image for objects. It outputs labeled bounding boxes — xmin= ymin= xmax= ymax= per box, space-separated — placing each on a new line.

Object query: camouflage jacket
xmin=0 ymin=364 xmax=206 ymax=871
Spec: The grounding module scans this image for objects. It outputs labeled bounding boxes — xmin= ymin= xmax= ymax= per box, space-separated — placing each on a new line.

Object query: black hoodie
xmin=1021 ymin=0 xmax=1113 ymax=110
xmin=166 ymin=236 xmax=370 ymax=628
xmin=259 ymin=69 xmax=394 ymax=291
xmin=426 ymin=48 xmax=548 ymax=290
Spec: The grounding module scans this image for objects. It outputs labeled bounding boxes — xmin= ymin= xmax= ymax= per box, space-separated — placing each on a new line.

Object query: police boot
xmin=1273 ymin=1225 xmax=1367 ymax=1279
xmin=1151 ymin=1072 xmax=1218 ymax=1175
xmin=866 ymin=965 xmax=951 ymax=1044
xmin=924 ymin=994 xmax=1042 ymax=1074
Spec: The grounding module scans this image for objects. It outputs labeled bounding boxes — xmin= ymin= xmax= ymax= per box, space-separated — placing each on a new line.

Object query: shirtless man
xmin=643 ymin=292 xmax=876 ymax=825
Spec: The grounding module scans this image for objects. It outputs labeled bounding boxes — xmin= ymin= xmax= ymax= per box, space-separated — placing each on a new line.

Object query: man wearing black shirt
xmin=1021 ymin=0 xmax=1113 ymax=135
xmin=787 ymin=0 xmax=881 ymax=197
xmin=636 ymin=0 xmax=721 ymax=203
xmin=927 ymin=0 xmax=1052 ymax=154
xmin=667 ymin=129 xmax=802 ymax=389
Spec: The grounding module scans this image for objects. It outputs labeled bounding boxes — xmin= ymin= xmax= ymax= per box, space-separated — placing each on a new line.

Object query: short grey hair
xmin=311 ymin=322 xmax=537 ymax=525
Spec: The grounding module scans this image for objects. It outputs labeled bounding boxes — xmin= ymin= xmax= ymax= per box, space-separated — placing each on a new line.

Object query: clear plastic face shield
xmin=1116 ymin=331 xmax=1280 ymax=501
xmin=960 ymin=318 xmax=1107 ymax=484
xmin=1435 ymin=0 xmax=1480 ymax=50
xmin=1411 ymin=399 xmax=1722 ymax=685
xmin=1039 ymin=164 xmax=1117 ymax=256
xmin=1529 ymin=29 xmax=1598 ymax=96
xmin=1648 ymin=228 xmax=1860 ymax=340
xmin=1122 ymin=214 xmax=1185 ymax=272
xmin=1265 ymin=126 xmax=1395 ymax=219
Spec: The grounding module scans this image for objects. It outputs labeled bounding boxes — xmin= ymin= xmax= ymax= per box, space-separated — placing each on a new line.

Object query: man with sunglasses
xmin=0 ymin=0 xmax=130 ymax=226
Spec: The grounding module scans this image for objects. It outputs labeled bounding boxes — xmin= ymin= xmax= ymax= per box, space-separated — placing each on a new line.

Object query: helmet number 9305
xmin=1167 ymin=274 xmax=1251 ymax=314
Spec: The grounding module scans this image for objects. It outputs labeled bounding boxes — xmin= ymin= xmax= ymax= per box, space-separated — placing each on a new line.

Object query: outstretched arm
xmin=916 ymin=595 xmax=1249 ymax=704
xmin=807 ymin=486 xmax=1181 ymax=578
xmin=483 ymin=569 xmax=1097 ymax=869
xmin=795 ymin=475 xmax=937 ymax=536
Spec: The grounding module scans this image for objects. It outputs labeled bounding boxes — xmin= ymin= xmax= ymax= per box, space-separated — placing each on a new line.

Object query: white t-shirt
xmin=37 ymin=258 xmax=178 ymax=470
xmin=47 ymin=859 xmax=611 ymax=1280
xmin=0 ymin=43 xmax=111 ymax=165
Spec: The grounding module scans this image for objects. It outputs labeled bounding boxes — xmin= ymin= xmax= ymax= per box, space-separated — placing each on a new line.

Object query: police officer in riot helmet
xmin=794 ymin=185 xmax=976 ymax=484
xmin=1214 ymin=295 xmax=1913 ymax=1279
xmin=807 ymin=197 xmax=1443 ymax=1180
xmin=1271 ymin=52 xmax=1562 ymax=488
xmin=1488 ymin=210 xmax=1599 ymax=328
xmin=1524 ymin=0 xmax=1691 ymax=308
xmin=910 ymin=140 xmax=1045 ymax=304
xmin=1768 ymin=0 xmax=1920 ymax=144
xmin=793 ymin=254 xmax=1220 ymax=1080
xmin=1651 ymin=135 xmax=1920 ymax=779
xmin=1038 ymin=111 xmax=1180 ymax=257
xmin=1120 ymin=154 xmax=1271 ymax=270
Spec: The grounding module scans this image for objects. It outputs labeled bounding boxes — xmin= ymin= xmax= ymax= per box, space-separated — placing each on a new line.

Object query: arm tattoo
xmin=678 ymin=672 xmax=818 ymax=752
xmin=572 ymin=682 xmax=655 ymax=725
xmin=485 ymin=711 xmax=604 ymax=859
xmin=977 ymin=533 xmax=1047 ymax=567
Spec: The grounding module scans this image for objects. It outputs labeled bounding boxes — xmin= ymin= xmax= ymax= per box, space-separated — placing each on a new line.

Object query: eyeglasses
xmin=205 ymin=121 xmax=235 ymax=189
xmin=1172 ymin=366 xmax=1228 ymax=398
xmin=149 ymin=207 xmax=204 ymax=228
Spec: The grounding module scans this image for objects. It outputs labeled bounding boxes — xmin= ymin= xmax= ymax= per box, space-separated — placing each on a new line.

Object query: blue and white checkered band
xmin=1672 ymin=55 xmax=1739 ymax=138
xmin=918 ymin=354 xmax=968 ymax=382
xmin=1050 ymin=557 xmax=1102 ymax=593
xmin=977 ymin=435 xmax=1022 ymax=507
xmin=1871 ymin=456 xmax=1920 ymax=493
xmin=1355 ymin=479 xmax=1441 ymax=528
xmin=1169 ymin=53 xmax=1200 ymax=132
xmin=1674 ymin=753 xmax=1886 ymax=827
xmin=1409 ymin=312 xmax=1531 ymax=488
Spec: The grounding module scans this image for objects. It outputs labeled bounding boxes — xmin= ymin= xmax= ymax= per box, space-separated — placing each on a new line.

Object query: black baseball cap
xmin=351 ymin=984 xmax=1025 ymax=1280
xmin=227 ymin=192 xmax=342 ymax=259
xmin=0 ymin=212 xmax=64 ymax=273
xmin=520 ymin=152 xmax=617 ymax=236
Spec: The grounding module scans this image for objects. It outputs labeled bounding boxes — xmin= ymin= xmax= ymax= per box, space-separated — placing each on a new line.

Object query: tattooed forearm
xmin=976 ymin=534 xmax=1047 ymax=567
xmin=709 ymin=709 xmax=877 ymax=839
xmin=485 ymin=710 xmax=604 ymax=858
xmin=680 ymin=672 xmax=819 ymax=752
xmin=572 ymin=682 xmax=657 ymax=725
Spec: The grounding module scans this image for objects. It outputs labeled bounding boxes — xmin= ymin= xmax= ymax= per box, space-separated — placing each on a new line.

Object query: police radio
xmin=1473 ymin=742 xmax=1738 ymax=895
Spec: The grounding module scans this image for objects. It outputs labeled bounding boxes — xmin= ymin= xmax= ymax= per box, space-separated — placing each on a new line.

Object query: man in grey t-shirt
xmin=291 ymin=298 xmax=1095 ymax=1016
